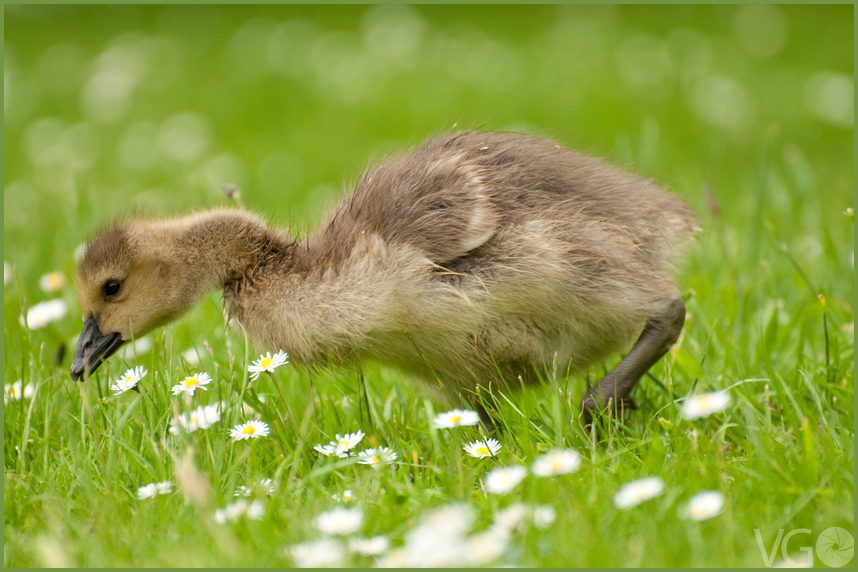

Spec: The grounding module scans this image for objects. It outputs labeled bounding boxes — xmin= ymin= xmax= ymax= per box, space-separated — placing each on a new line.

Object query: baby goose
xmin=71 ymin=131 xmax=696 ymax=424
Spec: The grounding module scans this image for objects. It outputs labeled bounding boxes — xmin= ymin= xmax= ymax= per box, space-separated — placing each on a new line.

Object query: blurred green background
xmin=5 ymin=5 xmax=852 ymax=272
xmin=3 ymin=6 xmax=854 ymax=567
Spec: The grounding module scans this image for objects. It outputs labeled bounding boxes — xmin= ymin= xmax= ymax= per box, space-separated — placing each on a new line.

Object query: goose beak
xmin=70 ymin=317 xmax=123 ymax=381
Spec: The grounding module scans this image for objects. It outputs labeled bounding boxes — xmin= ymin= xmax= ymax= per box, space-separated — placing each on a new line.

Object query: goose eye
xmin=104 ymin=281 xmax=121 ymax=297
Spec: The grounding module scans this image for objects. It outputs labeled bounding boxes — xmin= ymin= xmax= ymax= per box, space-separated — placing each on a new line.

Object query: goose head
xmin=70 ymin=221 xmax=197 ymax=380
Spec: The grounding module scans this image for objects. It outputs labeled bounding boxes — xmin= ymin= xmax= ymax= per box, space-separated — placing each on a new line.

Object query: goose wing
xmin=346 ymin=135 xmax=499 ymax=264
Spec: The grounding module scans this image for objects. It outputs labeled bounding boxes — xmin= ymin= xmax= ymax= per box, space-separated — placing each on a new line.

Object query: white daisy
xmin=314 ymin=443 xmax=342 ymax=457
xmin=119 ymin=336 xmax=153 ymax=359
xmin=333 ymin=430 xmax=364 ymax=455
xmin=492 ymin=503 xmax=531 ymax=536
xmin=464 ymin=530 xmax=508 ymax=566
xmin=404 ymin=504 xmax=474 ymax=566
xmin=316 ymin=430 xmax=365 ymax=457
xmin=290 ymin=538 xmax=346 ymax=568
xmin=4 ymin=380 xmax=35 ymax=405
xmin=332 ymin=489 xmax=356 ymax=503
xmin=614 ymin=476 xmax=665 ymax=509
xmin=374 ymin=547 xmax=411 ymax=568
xmin=21 ymin=299 xmax=68 ymax=329
xmin=137 ymin=483 xmax=158 ymax=500
xmin=357 ymin=447 xmax=398 ymax=467
xmin=533 ymin=505 xmax=557 ymax=530
xmin=314 ymin=507 xmax=364 ymax=535
xmin=685 ymin=490 xmax=724 ymax=521
xmin=111 ymin=366 xmax=148 ymax=394
xmin=484 ymin=465 xmax=528 ymax=494
xmin=39 ymin=271 xmax=65 ymax=293
xmin=348 ymin=534 xmax=390 ymax=556
xmin=235 ymin=478 xmax=275 ymax=497
xmin=137 ymin=481 xmax=171 ymax=500
xmin=419 ymin=503 xmax=476 ymax=537
xmin=171 ymin=372 xmax=212 ymax=396
xmin=432 ymin=408 xmax=480 ymax=429
xmin=463 ymin=438 xmax=502 ymax=459
xmin=169 ymin=404 xmax=221 ymax=435
xmin=154 ymin=481 xmax=173 ymax=495
xmin=230 ymin=420 xmax=270 ymax=440
xmin=214 ymin=499 xmax=265 ymax=523
xmin=531 ymin=448 xmax=581 ymax=477
xmin=247 ymin=350 xmax=289 ymax=380
xmin=680 ymin=391 xmax=731 ymax=420
xmin=181 ymin=347 xmax=202 ymax=366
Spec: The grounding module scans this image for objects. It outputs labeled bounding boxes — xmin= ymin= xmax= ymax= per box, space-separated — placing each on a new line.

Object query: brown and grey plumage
xmin=71 ymin=131 xmax=696 ymax=425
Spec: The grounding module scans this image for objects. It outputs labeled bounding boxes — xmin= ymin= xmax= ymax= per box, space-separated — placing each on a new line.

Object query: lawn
xmin=3 ymin=5 xmax=854 ymax=567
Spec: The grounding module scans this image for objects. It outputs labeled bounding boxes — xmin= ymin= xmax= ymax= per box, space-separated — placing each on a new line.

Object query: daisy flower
xmin=171 ymin=372 xmax=212 ymax=397
xmin=235 ymin=478 xmax=276 ymax=497
xmin=614 ymin=476 xmax=665 ymax=509
xmin=492 ymin=503 xmax=531 ymax=536
xmin=169 ymin=404 xmax=221 ymax=434
xmin=332 ymin=489 xmax=356 ymax=503
xmin=357 ymin=447 xmax=398 ymax=467
xmin=214 ymin=499 xmax=265 ymax=523
xmin=533 ymin=505 xmax=557 ymax=529
xmin=484 ymin=465 xmax=528 ymax=494
xmin=685 ymin=490 xmax=724 ymax=521
xmin=432 ymin=408 xmax=480 ymax=429
xmin=464 ymin=530 xmax=508 ymax=566
xmin=463 ymin=438 xmax=502 ymax=459
xmin=314 ymin=507 xmax=364 ymax=535
xmin=313 ymin=443 xmax=341 ymax=457
xmin=181 ymin=347 xmax=202 ymax=366
xmin=333 ymin=431 xmax=364 ymax=455
xmin=290 ymin=538 xmax=346 ymax=568
xmin=111 ymin=366 xmax=148 ymax=394
xmin=348 ymin=534 xmax=390 ymax=556
xmin=21 ymin=299 xmax=68 ymax=329
xmin=4 ymin=380 xmax=35 ymax=405
xmin=680 ymin=391 xmax=731 ymax=420
xmin=137 ymin=481 xmax=172 ymax=500
xmin=531 ymin=448 xmax=581 ymax=477
xmin=315 ymin=430 xmax=365 ymax=458
xmin=247 ymin=350 xmax=289 ymax=380
xmin=119 ymin=336 xmax=153 ymax=360
xmin=230 ymin=420 xmax=270 ymax=441
xmin=419 ymin=503 xmax=476 ymax=537
xmin=39 ymin=271 xmax=65 ymax=293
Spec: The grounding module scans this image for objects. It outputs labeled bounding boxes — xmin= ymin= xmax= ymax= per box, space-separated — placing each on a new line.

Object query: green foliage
xmin=4 ymin=5 xmax=853 ymax=567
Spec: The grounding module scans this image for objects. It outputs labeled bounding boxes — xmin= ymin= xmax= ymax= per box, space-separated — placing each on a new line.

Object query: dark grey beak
xmin=70 ymin=317 xmax=123 ymax=381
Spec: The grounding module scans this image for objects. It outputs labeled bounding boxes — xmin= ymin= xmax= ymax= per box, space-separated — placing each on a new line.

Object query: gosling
xmin=71 ymin=131 xmax=696 ymax=425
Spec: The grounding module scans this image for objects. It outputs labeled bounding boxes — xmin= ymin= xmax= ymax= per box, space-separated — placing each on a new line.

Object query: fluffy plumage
xmin=72 ymin=131 xmax=696 ymax=423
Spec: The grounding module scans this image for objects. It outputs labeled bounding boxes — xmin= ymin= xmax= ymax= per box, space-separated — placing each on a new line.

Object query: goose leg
xmin=581 ymin=296 xmax=686 ymax=423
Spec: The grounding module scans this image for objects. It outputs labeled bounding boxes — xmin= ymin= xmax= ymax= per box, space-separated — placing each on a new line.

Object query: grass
xmin=4 ymin=5 xmax=854 ymax=567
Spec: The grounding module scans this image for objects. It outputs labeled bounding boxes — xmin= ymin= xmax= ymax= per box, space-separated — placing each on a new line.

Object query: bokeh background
xmin=3 ymin=5 xmax=854 ymax=567
xmin=5 ymin=5 xmax=852 ymax=274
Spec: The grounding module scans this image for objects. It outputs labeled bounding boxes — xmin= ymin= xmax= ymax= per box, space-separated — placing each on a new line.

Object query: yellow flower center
xmin=451 ymin=415 xmax=462 ymax=423
xmin=243 ymin=425 xmax=256 ymax=434
xmin=190 ymin=416 xmax=198 ymax=423
xmin=339 ymin=440 xmax=350 ymax=448
xmin=371 ymin=456 xmax=381 ymax=463
xmin=476 ymin=447 xmax=489 ymax=455
xmin=260 ymin=357 xmax=273 ymax=368
xmin=698 ymin=395 xmax=711 ymax=407
xmin=185 ymin=377 xmax=198 ymax=386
